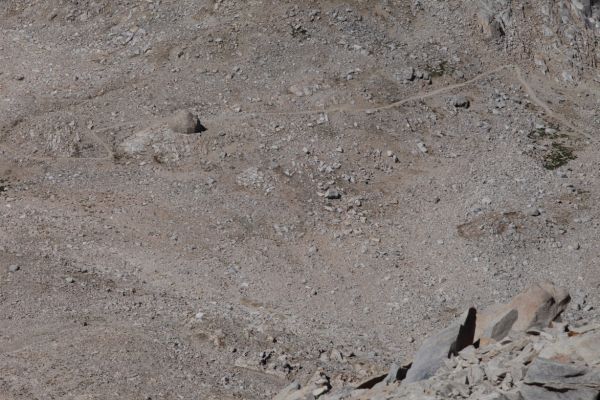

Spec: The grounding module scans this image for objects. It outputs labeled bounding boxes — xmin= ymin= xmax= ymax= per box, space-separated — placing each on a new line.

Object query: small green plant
xmin=527 ymin=124 xmax=564 ymax=140
xmin=543 ymin=143 xmax=576 ymax=170
xmin=426 ymin=61 xmax=452 ymax=78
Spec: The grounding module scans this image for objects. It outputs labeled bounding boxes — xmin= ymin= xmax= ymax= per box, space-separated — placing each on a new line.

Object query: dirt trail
xmin=514 ymin=67 xmax=593 ymax=140
xmin=6 ymin=64 xmax=588 ymax=163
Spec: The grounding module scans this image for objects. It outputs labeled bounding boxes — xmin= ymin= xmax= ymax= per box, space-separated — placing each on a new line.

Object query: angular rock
xmin=468 ymin=365 xmax=485 ymax=385
xmin=520 ymin=383 xmax=598 ymax=400
xmin=524 ymin=358 xmax=600 ymax=390
xmin=475 ymin=282 xmax=570 ymax=340
xmin=404 ymin=308 xmax=477 ymax=383
xmin=484 ymin=358 xmax=508 ymax=383
xmin=458 ymin=345 xmax=479 ymax=364
xmin=482 ymin=309 xmax=518 ymax=341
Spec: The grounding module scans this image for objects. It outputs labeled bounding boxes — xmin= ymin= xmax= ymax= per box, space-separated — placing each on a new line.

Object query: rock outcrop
xmin=275 ymin=283 xmax=600 ymax=400
xmin=404 ymin=308 xmax=477 ymax=383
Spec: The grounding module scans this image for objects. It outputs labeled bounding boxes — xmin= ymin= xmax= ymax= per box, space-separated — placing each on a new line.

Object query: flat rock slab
xmin=404 ymin=308 xmax=477 ymax=383
xmin=524 ymin=357 xmax=600 ymax=390
xmin=520 ymin=384 xmax=599 ymax=400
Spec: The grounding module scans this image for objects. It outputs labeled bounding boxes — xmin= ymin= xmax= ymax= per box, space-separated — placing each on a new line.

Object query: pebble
xmin=8 ymin=264 xmax=20 ymax=273
xmin=417 ymin=142 xmax=428 ymax=153
xmin=65 ymin=277 xmax=75 ymax=283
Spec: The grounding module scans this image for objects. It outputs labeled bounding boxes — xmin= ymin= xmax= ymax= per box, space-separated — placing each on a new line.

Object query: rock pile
xmin=275 ymin=282 xmax=600 ymax=399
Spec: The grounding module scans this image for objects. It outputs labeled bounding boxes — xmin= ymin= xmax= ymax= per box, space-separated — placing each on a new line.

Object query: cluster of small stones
xmin=275 ymin=283 xmax=600 ymax=400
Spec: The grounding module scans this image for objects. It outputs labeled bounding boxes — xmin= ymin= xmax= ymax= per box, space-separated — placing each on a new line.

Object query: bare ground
xmin=1 ymin=1 xmax=600 ymax=399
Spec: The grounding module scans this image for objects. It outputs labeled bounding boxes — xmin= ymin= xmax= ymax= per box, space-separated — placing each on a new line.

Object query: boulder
xmin=475 ymin=282 xmax=570 ymax=341
xmin=404 ymin=308 xmax=477 ymax=383
xmin=167 ymin=110 xmax=203 ymax=134
xmin=525 ymin=358 xmax=589 ymax=388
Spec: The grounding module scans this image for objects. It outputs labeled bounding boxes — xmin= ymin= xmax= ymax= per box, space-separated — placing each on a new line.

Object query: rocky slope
xmin=275 ymin=283 xmax=600 ymax=399
xmin=2 ymin=1 xmax=600 ymax=399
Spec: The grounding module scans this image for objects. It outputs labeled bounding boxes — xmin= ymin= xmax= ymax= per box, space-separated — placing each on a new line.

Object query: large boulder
xmin=404 ymin=308 xmax=477 ymax=383
xmin=475 ymin=282 xmax=570 ymax=341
